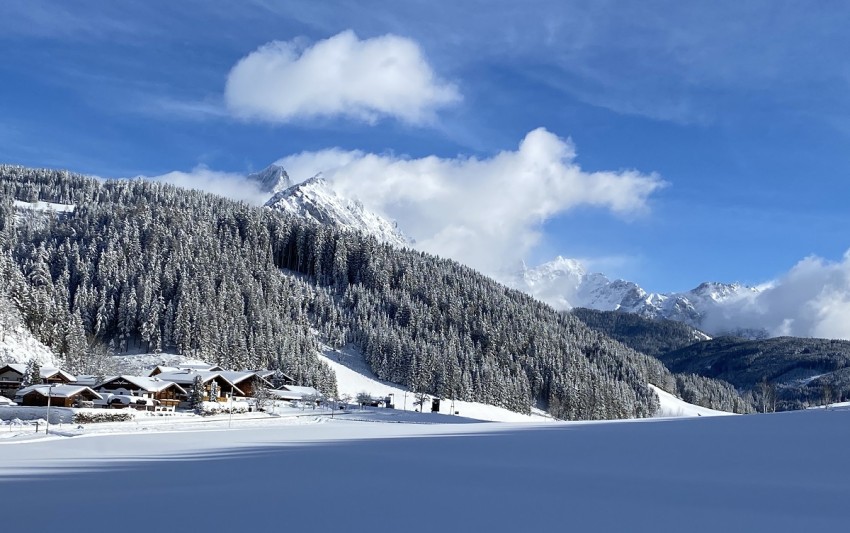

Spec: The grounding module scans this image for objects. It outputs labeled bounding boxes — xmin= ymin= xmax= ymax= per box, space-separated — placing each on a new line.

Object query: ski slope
xmin=318 ymin=344 xmax=553 ymax=422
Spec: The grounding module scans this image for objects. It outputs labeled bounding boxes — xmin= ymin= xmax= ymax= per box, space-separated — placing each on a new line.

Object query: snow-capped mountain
xmin=247 ymin=164 xmax=293 ymax=194
xmin=264 ymin=175 xmax=411 ymax=248
xmin=505 ymin=257 xmax=760 ymax=334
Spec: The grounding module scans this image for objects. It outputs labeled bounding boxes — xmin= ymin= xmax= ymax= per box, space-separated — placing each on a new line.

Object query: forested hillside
xmin=571 ymin=307 xmax=709 ymax=358
xmin=660 ymin=336 xmax=850 ymax=411
xmin=0 ymin=166 xmax=752 ymax=418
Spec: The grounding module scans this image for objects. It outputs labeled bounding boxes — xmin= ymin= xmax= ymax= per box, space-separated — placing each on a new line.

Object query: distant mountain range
xmin=503 ymin=256 xmax=763 ymax=337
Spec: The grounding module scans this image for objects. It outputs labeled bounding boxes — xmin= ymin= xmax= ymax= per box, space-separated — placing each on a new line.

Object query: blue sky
xmin=3 ymin=1 xmax=850 ymax=294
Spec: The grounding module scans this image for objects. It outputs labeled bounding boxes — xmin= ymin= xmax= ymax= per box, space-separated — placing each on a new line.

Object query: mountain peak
xmin=265 ymin=177 xmax=411 ymax=248
xmin=247 ymin=164 xmax=293 ymax=194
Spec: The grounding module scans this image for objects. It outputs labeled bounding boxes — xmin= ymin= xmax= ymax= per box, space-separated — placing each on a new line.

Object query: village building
xmin=154 ymin=370 xmax=243 ymax=402
xmin=14 ymin=384 xmax=102 ymax=407
xmin=148 ymin=363 xmax=223 ymax=377
xmin=0 ymin=364 xmax=77 ymax=399
xmin=94 ymin=375 xmax=187 ymax=410
xmin=217 ymin=371 xmax=273 ymax=397
xmin=270 ymin=384 xmax=322 ymax=402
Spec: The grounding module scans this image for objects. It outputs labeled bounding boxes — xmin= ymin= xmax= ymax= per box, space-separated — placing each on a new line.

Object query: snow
xmin=319 ymin=344 xmax=553 ymax=422
xmin=13 ymin=199 xmax=76 ymax=214
xmin=503 ymin=255 xmax=757 ymax=335
xmin=266 ymin=174 xmax=411 ymax=247
xmin=111 ymin=353 xmax=216 ymax=375
xmin=0 ymin=324 xmax=59 ymax=368
xmin=650 ymin=384 xmax=732 ymax=417
xmin=1 ymin=408 xmax=849 ymax=531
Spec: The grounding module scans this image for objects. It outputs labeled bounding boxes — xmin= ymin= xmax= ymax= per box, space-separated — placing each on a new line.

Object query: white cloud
xmin=276 ymin=127 xmax=665 ymax=275
xmin=703 ymin=252 xmax=850 ymax=340
xmin=224 ymin=30 xmax=460 ymax=124
xmin=145 ymin=165 xmax=268 ymax=205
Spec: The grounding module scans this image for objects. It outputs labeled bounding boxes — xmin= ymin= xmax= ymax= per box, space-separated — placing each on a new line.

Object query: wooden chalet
xmin=95 ymin=375 xmax=188 ymax=410
xmin=270 ymin=385 xmax=322 ymax=402
xmin=217 ymin=371 xmax=273 ymax=397
xmin=14 ymin=384 xmax=101 ymax=407
xmin=154 ymin=370 xmax=243 ymax=402
xmin=0 ymin=364 xmax=76 ymax=399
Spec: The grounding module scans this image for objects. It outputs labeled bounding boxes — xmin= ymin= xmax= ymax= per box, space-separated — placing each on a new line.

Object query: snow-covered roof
xmin=2 ymin=364 xmax=76 ymax=382
xmin=15 ymin=384 xmax=102 ymax=400
xmin=148 ymin=365 xmax=180 ymax=377
xmin=74 ymin=375 xmax=99 ymax=386
xmin=218 ymin=370 xmax=270 ymax=385
xmin=178 ymin=363 xmax=223 ymax=371
xmin=148 ymin=363 xmax=222 ymax=377
xmin=271 ymin=385 xmax=321 ymax=400
xmin=0 ymin=396 xmax=15 ymax=405
xmin=155 ymin=370 xmax=244 ymax=395
xmin=96 ymin=375 xmax=188 ymax=394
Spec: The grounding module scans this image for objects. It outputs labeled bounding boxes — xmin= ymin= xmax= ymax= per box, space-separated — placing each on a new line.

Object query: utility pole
xmin=45 ymin=383 xmax=57 ymax=435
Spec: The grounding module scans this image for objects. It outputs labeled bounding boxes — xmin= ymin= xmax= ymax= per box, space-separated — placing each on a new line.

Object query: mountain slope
xmin=571 ymin=307 xmax=710 ymax=359
xmin=659 ymin=336 xmax=850 ymax=411
xmin=265 ymin=175 xmax=411 ymax=248
xmin=1 ymin=165 xmax=759 ymax=418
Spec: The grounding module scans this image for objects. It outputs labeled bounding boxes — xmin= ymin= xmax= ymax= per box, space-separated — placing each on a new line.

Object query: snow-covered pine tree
xmin=21 ymin=359 xmax=41 ymax=387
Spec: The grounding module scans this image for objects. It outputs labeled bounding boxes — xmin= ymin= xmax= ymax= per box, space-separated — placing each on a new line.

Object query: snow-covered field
xmin=0 ymin=342 xmax=843 ymax=530
xmin=1 ymin=408 xmax=848 ymax=531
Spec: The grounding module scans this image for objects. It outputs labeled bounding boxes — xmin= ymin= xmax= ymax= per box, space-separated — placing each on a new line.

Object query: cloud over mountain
xmin=224 ymin=30 xmax=460 ymax=124
xmin=146 ymin=165 xmax=268 ymax=204
xmin=275 ymin=127 xmax=665 ymax=275
xmin=702 ymin=251 xmax=850 ymax=340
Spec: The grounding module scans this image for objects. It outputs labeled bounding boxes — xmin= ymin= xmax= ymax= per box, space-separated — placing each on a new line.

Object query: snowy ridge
xmin=504 ymin=257 xmax=760 ymax=335
xmin=265 ymin=175 xmax=411 ymax=248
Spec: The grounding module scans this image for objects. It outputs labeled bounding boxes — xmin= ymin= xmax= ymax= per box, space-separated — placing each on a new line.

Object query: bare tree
xmin=356 ymin=391 xmax=372 ymax=410
xmin=821 ymin=383 xmax=834 ymax=409
xmin=338 ymin=393 xmax=352 ymax=410
xmin=414 ymin=391 xmax=430 ymax=412
xmin=758 ymin=377 xmax=776 ymax=413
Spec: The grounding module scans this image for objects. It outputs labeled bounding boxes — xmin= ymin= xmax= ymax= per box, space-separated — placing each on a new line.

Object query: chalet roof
xmin=279 ymin=385 xmax=321 ymax=396
xmin=2 ymin=364 xmax=76 ymax=382
xmin=155 ymin=370 xmax=244 ymax=395
xmin=15 ymin=384 xmax=102 ymax=400
xmin=148 ymin=365 xmax=180 ymax=377
xmin=96 ymin=375 xmax=188 ymax=394
xmin=218 ymin=371 xmax=273 ymax=387
xmin=74 ymin=375 xmax=99 ymax=386
xmin=271 ymin=385 xmax=322 ymax=400
xmin=148 ymin=363 xmax=223 ymax=377
xmin=180 ymin=363 xmax=223 ymax=371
